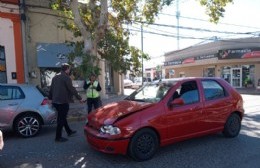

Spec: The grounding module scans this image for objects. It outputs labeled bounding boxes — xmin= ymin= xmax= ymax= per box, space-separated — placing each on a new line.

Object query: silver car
xmin=0 ymin=84 xmax=56 ymax=138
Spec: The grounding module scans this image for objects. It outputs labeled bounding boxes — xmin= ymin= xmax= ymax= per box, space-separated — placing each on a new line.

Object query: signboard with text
xmin=164 ymin=54 xmax=217 ymax=66
xmin=218 ymin=48 xmax=260 ymax=59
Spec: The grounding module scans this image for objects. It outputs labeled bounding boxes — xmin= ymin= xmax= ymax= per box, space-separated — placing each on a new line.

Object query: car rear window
xmin=36 ymin=85 xmax=49 ymax=97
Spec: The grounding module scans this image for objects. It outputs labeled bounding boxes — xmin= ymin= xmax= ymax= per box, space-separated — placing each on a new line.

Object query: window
xmin=171 ymin=81 xmax=199 ymax=105
xmin=203 ymin=67 xmax=215 ymax=77
xmin=0 ymin=46 xmax=7 ymax=83
xmin=0 ymin=86 xmax=24 ymax=100
xmin=202 ymin=80 xmax=226 ymax=101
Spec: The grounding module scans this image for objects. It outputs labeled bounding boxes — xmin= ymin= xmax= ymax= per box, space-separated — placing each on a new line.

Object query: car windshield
xmin=126 ymin=81 xmax=176 ymax=103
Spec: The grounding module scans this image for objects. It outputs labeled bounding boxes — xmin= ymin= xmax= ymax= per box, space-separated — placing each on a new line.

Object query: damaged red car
xmin=84 ymin=77 xmax=244 ymax=161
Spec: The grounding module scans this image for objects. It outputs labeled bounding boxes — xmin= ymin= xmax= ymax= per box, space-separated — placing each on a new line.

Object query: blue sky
xmin=128 ymin=0 xmax=260 ymax=68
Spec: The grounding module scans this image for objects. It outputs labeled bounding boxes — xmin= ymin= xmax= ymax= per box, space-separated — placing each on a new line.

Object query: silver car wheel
xmin=16 ymin=115 xmax=41 ymax=137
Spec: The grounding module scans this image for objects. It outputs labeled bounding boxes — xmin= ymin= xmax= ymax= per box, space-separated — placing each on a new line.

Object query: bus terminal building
xmin=163 ymin=37 xmax=260 ymax=89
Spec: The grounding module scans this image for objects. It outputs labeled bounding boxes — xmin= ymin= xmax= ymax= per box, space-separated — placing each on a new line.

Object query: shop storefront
xmin=163 ymin=38 xmax=260 ymax=89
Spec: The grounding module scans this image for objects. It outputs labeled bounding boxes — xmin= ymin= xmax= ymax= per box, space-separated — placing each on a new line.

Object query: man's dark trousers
xmin=53 ymin=103 xmax=72 ymax=139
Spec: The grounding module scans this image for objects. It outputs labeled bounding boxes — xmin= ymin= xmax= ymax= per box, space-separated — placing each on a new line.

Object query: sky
xmin=128 ymin=0 xmax=260 ymax=68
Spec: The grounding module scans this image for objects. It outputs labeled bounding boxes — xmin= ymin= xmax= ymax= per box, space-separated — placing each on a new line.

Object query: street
xmin=0 ymin=94 xmax=260 ymax=168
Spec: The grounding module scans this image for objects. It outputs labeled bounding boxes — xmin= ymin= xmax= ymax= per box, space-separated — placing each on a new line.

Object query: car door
xmin=0 ymin=85 xmax=24 ymax=128
xmin=201 ymin=79 xmax=233 ymax=130
xmin=165 ymin=80 xmax=205 ymax=141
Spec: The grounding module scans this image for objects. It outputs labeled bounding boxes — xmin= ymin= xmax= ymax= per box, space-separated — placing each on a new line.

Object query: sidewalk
xmin=236 ymin=88 xmax=260 ymax=95
xmin=68 ymin=94 xmax=127 ymax=121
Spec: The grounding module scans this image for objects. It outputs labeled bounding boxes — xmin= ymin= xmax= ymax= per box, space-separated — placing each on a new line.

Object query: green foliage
xmin=50 ymin=0 xmax=233 ymax=79
xmin=66 ymin=41 xmax=101 ymax=78
xmin=98 ymin=29 xmax=150 ymax=76
xmin=199 ymin=0 xmax=233 ymax=23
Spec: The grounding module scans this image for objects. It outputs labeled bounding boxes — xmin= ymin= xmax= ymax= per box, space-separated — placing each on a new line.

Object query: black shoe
xmin=55 ymin=137 xmax=68 ymax=142
xmin=68 ymin=130 xmax=77 ymax=137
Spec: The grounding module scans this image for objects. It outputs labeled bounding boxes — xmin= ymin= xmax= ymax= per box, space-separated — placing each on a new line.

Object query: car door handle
xmin=190 ymin=106 xmax=200 ymax=111
xmin=8 ymin=103 xmax=18 ymax=106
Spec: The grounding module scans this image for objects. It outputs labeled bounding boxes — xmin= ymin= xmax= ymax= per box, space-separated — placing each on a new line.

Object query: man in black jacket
xmin=49 ymin=63 xmax=83 ymax=142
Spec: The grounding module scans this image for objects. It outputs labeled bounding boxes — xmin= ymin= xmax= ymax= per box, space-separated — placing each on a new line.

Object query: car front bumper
xmin=84 ymin=126 xmax=130 ymax=155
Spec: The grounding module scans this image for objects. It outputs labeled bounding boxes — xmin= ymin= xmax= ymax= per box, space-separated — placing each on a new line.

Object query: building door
xmin=231 ymin=68 xmax=242 ymax=88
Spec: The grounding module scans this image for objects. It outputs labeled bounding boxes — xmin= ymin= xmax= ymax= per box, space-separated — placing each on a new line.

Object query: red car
xmin=84 ymin=77 xmax=244 ymax=161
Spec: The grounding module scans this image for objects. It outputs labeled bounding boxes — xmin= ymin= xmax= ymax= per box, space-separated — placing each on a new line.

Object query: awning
xmin=37 ymin=43 xmax=73 ymax=68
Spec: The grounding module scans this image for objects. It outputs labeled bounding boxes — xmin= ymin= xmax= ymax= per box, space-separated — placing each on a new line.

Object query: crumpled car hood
xmin=87 ymin=100 xmax=153 ymax=128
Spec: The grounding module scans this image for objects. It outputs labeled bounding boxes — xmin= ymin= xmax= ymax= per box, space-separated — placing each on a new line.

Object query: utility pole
xmin=176 ymin=0 xmax=180 ymax=50
xmin=20 ymin=0 xmax=29 ymax=83
xmin=141 ymin=24 xmax=144 ymax=85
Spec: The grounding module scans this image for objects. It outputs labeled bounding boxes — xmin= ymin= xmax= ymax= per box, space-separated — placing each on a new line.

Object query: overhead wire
xmin=134 ymin=20 xmax=254 ymax=35
xmin=159 ymin=12 xmax=260 ymax=30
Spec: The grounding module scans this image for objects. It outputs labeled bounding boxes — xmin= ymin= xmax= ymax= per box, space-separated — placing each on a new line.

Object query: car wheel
xmin=128 ymin=128 xmax=159 ymax=161
xmin=14 ymin=114 xmax=42 ymax=138
xmin=223 ymin=113 xmax=241 ymax=138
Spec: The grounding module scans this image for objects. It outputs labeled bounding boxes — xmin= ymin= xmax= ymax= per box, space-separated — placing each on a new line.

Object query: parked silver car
xmin=0 ymin=84 xmax=56 ymax=138
xmin=123 ymin=79 xmax=134 ymax=88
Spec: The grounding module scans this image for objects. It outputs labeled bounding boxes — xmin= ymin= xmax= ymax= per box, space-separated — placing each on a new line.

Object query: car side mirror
xmin=169 ymin=98 xmax=184 ymax=107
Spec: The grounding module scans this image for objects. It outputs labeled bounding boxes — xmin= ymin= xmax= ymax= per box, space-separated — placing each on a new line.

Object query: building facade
xmin=0 ymin=0 xmax=24 ymax=83
xmin=1 ymin=0 xmax=123 ymax=96
xmin=163 ymin=37 xmax=260 ymax=88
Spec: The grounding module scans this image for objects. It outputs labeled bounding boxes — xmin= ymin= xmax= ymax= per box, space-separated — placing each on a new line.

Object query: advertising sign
xmin=218 ymin=48 xmax=260 ymax=59
xmin=164 ymin=54 xmax=217 ymax=66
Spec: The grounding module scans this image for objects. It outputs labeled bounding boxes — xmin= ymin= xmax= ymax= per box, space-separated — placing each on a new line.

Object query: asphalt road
xmin=0 ymin=94 xmax=260 ymax=168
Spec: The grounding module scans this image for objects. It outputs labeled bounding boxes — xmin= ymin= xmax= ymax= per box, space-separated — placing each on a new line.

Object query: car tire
xmin=223 ymin=113 xmax=241 ymax=138
xmin=128 ymin=128 xmax=159 ymax=161
xmin=14 ymin=114 xmax=42 ymax=138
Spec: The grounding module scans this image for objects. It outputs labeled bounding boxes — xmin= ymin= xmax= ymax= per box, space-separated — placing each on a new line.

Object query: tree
xmin=51 ymin=0 xmax=233 ymax=77
xmin=199 ymin=0 xmax=233 ymax=23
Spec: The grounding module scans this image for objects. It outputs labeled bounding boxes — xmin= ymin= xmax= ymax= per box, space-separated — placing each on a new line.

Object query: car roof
xmin=153 ymin=77 xmax=223 ymax=83
xmin=0 ymin=83 xmax=37 ymax=89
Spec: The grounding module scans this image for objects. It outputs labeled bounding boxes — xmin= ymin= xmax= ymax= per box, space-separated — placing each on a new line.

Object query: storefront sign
xmin=164 ymin=54 xmax=217 ymax=66
xmin=218 ymin=48 xmax=260 ymax=59
xmin=195 ymin=54 xmax=216 ymax=60
xmin=164 ymin=60 xmax=182 ymax=66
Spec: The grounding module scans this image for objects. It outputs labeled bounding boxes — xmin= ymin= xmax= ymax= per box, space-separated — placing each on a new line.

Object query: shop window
xmin=242 ymin=65 xmax=255 ymax=87
xmin=203 ymin=67 xmax=215 ymax=77
xmin=221 ymin=65 xmax=255 ymax=88
xmin=221 ymin=66 xmax=231 ymax=83
xmin=0 ymin=46 xmax=7 ymax=83
xmin=179 ymin=72 xmax=185 ymax=78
